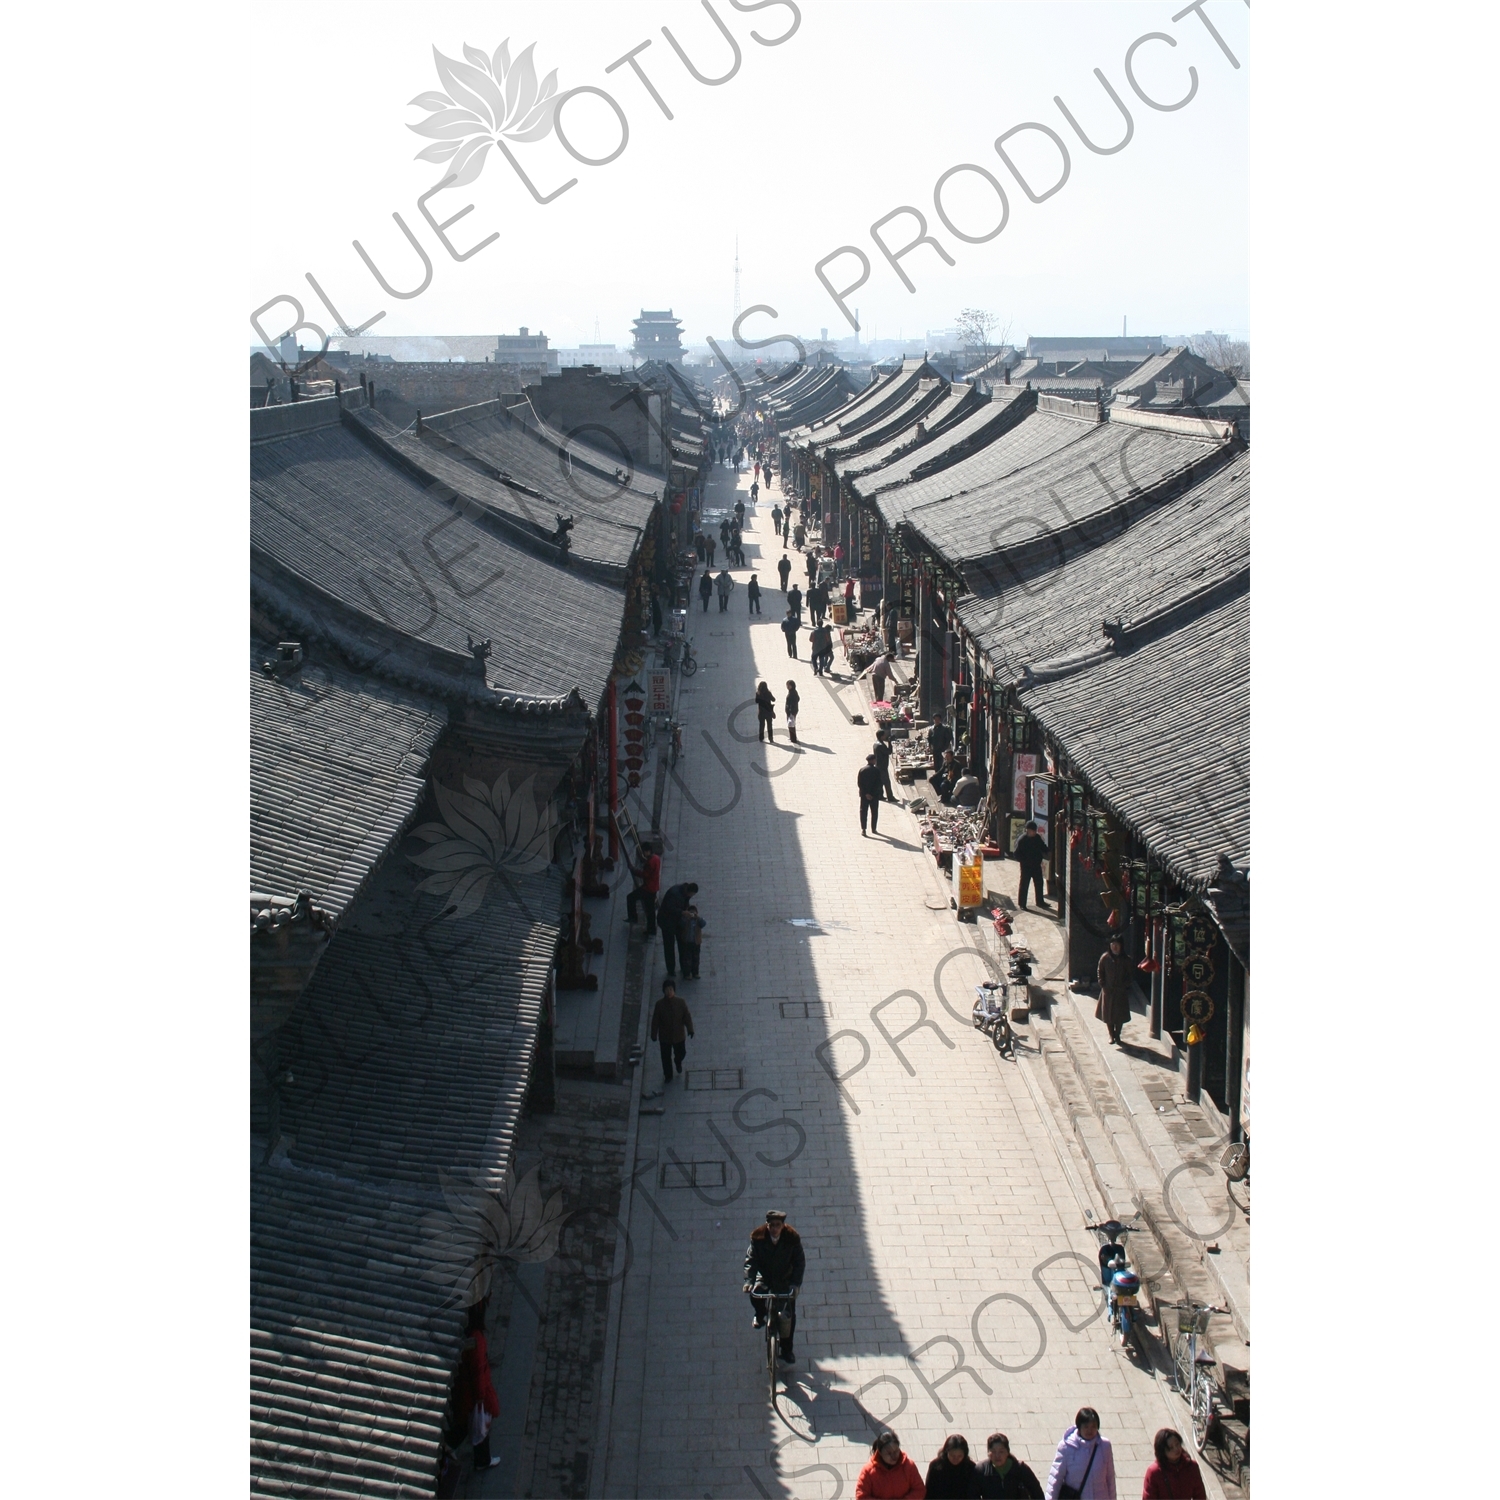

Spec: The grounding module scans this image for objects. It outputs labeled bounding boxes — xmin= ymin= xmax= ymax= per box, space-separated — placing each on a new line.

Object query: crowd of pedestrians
xmin=851 ymin=1411 xmax=1208 ymax=1499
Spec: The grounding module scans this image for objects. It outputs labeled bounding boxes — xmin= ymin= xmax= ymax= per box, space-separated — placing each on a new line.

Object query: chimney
xmin=1004 ymin=366 xmax=1010 ymax=385
xmin=519 ymin=326 xmax=528 ymax=336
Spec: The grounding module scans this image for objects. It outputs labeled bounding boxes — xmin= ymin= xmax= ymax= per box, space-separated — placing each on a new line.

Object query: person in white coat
xmin=1045 ymin=1408 xmax=1115 ymax=1499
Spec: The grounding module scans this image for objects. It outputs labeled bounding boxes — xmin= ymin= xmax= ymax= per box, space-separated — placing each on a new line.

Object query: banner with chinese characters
xmin=1011 ymin=753 xmax=1039 ymax=813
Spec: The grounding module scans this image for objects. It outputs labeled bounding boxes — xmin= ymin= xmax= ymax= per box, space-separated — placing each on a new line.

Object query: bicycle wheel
xmin=682 ymin=656 xmax=697 ymax=677
xmin=766 ymin=1320 xmax=778 ymax=1402
xmin=1190 ymin=1370 xmax=1214 ymax=1452
xmin=1172 ymin=1334 xmax=1191 ymax=1395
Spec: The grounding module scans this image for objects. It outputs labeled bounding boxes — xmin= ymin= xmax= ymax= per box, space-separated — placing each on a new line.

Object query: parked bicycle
xmin=679 ymin=638 xmax=698 ymax=676
xmin=750 ymin=1284 xmax=797 ymax=1402
xmin=1162 ymin=1298 xmax=1226 ymax=1451
xmin=971 ymin=981 xmax=1014 ymax=1057
xmin=1086 ymin=1217 xmax=1147 ymax=1358
xmin=668 ymin=718 xmax=684 ymax=766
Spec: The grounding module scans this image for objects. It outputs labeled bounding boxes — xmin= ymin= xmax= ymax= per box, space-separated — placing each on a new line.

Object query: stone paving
xmin=596 ymin=462 xmax=1229 ymax=1499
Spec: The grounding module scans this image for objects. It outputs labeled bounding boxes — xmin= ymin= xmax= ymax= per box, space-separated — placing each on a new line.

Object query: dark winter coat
xmin=743 ymin=1224 xmax=805 ymax=1291
xmin=657 ymin=883 xmax=694 ymax=930
xmin=785 ymin=686 xmax=800 ymax=718
xmin=924 ymin=1455 xmax=981 ymax=1497
xmin=857 ymin=765 xmax=884 ymax=800
xmin=976 ymin=1457 xmax=1043 ymax=1498
xmin=873 ymin=741 xmax=892 ymax=772
xmin=1015 ymin=831 xmax=1047 ymax=873
xmin=649 ymin=992 xmax=694 ymax=1045
xmin=747 ymin=577 xmax=762 ymax=602
xmin=780 ymin=615 xmax=800 ymax=641
xmin=698 ymin=574 xmax=713 ymax=601
xmin=1096 ymin=949 xmax=1132 ymax=1031
xmin=756 ymin=686 xmax=776 ymax=721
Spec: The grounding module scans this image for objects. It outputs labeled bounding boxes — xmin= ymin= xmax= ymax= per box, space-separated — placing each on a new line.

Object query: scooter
xmin=971 ymin=981 xmax=1014 ymax=1056
xmin=1087 ymin=1218 xmax=1146 ymax=1355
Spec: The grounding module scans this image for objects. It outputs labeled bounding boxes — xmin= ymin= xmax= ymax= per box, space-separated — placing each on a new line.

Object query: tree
xmin=1188 ymin=330 xmax=1250 ymax=380
xmin=955 ymin=309 xmax=1012 ymax=376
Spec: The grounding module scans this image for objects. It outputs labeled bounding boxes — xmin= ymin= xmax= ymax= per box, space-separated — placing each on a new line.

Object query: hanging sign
xmin=1182 ymin=990 xmax=1215 ymax=1028
xmin=1028 ymin=776 xmax=1050 ymax=845
xmin=1011 ymin=753 xmax=1039 ymax=813
xmin=1186 ymin=912 xmax=1216 ymax=952
xmin=1181 ymin=953 xmax=1216 ymax=989
xmin=647 ymin=669 xmax=671 ymax=715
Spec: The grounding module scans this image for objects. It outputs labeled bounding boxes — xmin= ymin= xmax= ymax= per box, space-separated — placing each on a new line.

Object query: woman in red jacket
xmin=855 ymin=1429 xmax=926 ymax=1498
xmin=1141 ymin=1429 xmax=1206 ymax=1499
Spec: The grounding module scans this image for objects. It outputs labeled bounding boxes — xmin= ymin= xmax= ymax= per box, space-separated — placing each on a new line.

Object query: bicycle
xmin=750 ymin=1284 xmax=797 ymax=1402
xmin=1163 ymin=1299 xmax=1225 ymax=1451
xmin=680 ymin=638 xmax=698 ymax=677
xmin=667 ymin=718 xmax=684 ymax=766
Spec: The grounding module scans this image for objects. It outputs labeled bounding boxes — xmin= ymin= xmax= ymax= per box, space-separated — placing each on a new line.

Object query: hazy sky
xmin=250 ymin=1 xmax=1248 ymax=351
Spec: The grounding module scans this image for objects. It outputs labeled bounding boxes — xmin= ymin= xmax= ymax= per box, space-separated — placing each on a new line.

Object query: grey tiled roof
xmin=251 ymin=832 xmax=562 ymax=1491
xmin=1019 ymin=590 xmax=1249 ymax=892
xmin=873 ymin=406 xmax=1097 ymax=529
xmin=817 ymin=382 xmax=947 ymax=460
xmin=848 ymin=387 xmax=1032 ymax=500
xmin=250 ymin=1167 xmax=459 ymax=1497
xmin=834 ymin=384 xmax=982 ymax=482
xmin=958 ymin=450 xmax=1249 ymax=681
xmin=786 ymin=359 xmax=931 ymax=444
xmin=251 ymin=418 xmax=629 ymax=710
xmin=250 ymin=637 xmax=446 ymax=920
xmin=353 ymin=406 xmax=648 ymax=579
xmin=903 ymin=417 xmax=1234 ymax=569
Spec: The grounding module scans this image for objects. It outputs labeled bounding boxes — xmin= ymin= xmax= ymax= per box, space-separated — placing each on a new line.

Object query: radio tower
xmin=733 ymin=236 xmax=741 ymax=327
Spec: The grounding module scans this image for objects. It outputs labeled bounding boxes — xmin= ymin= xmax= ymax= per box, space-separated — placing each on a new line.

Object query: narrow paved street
xmin=598 ymin=461 xmax=1222 ymax=1499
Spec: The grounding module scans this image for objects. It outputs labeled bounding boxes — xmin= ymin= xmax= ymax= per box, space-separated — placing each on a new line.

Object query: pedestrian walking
xmin=719 ymin=519 xmax=731 ymax=549
xmin=657 ymin=881 xmax=698 ymax=976
xmin=750 ymin=480 xmax=759 ymax=503
xmin=677 ymin=905 xmax=706 ymax=979
xmin=698 ymin=572 xmax=713 ymax=612
xmin=706 ymin=535 xmax=716 ymax=567
xmin=926 ymin=1435 xmax=981 ymax=1498
xmin=694 ymin=529 xmax=707 ymax=563
xmin=453 ymin=1306 xmax=503 ymax=1473
xmin=816 ymin=622 xmax=837 ymax=676
xmin=1096 ymin=935 xmax=1132 ymax=1045
xmin=788 ymin=582 xmax=803 ymax=620
xmin=806 ymin=547 xmax=818 ymax=583
xmin=855 ymin=1431 xmax=925 ymax=1499
xmin=778 ymin=553 xmax=792 ymax=591
xmin=785 ymin=680 xmax=800 ymax=743
xmin=755 ymin=460 xmax=762 ymax=482
xmin=755 ymin=680 xmax=777 ymax=742
xmin=833 ymin=540 xmax=845 ymax=579
xmin=843 ymin=575 xmax=858 ymax=623
xmin=858 ymin=755 xmax=884 ymax=836
xmin=1014 ymin=821 xmax=1048 ymax=909
xmin=780 ymin=609 xmax=800 ymax=658
xmin=748 ymin=574 xmax=762 ymax=614
xmin=794 ymin=521 xmax=805 ymax=548
xmin=772 ymin=503 xmax=782 ymax=534
xmin=735 ymin=499 xmax=745 ymax=527
xmin=625 ymin=839 xmax=662 ymax=934
xmin=873 ymin=733 xmax=896 ymax=801
xmin=977 ymin=1434 xmax=1044 ymax=1498
xmin=649 ymin=977 xmax=694 ymax=1084
xmin=1045 ymin=1408 xmax=1115 ymax=1500
xmin=1140 ymin=1430 xmax=1206 ymax=1499
xmin=715 ymin=569 xmax=734 ymax=611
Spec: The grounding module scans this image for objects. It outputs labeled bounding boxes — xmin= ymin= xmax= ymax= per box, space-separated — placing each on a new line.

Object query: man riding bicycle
xmin=744 ymin=1210 xmax=805 ymax=1365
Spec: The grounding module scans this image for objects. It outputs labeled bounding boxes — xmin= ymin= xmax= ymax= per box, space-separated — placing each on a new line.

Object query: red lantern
xmin=1106 ymin=907 xmax=1121 ymax=928
xmin=1137 ymin=955 xmax=1160 ymax=973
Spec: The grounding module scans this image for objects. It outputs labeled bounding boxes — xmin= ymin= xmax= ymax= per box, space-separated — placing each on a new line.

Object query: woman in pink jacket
xmin=1045 ymin=1408 xmax=1115 ymax=1499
